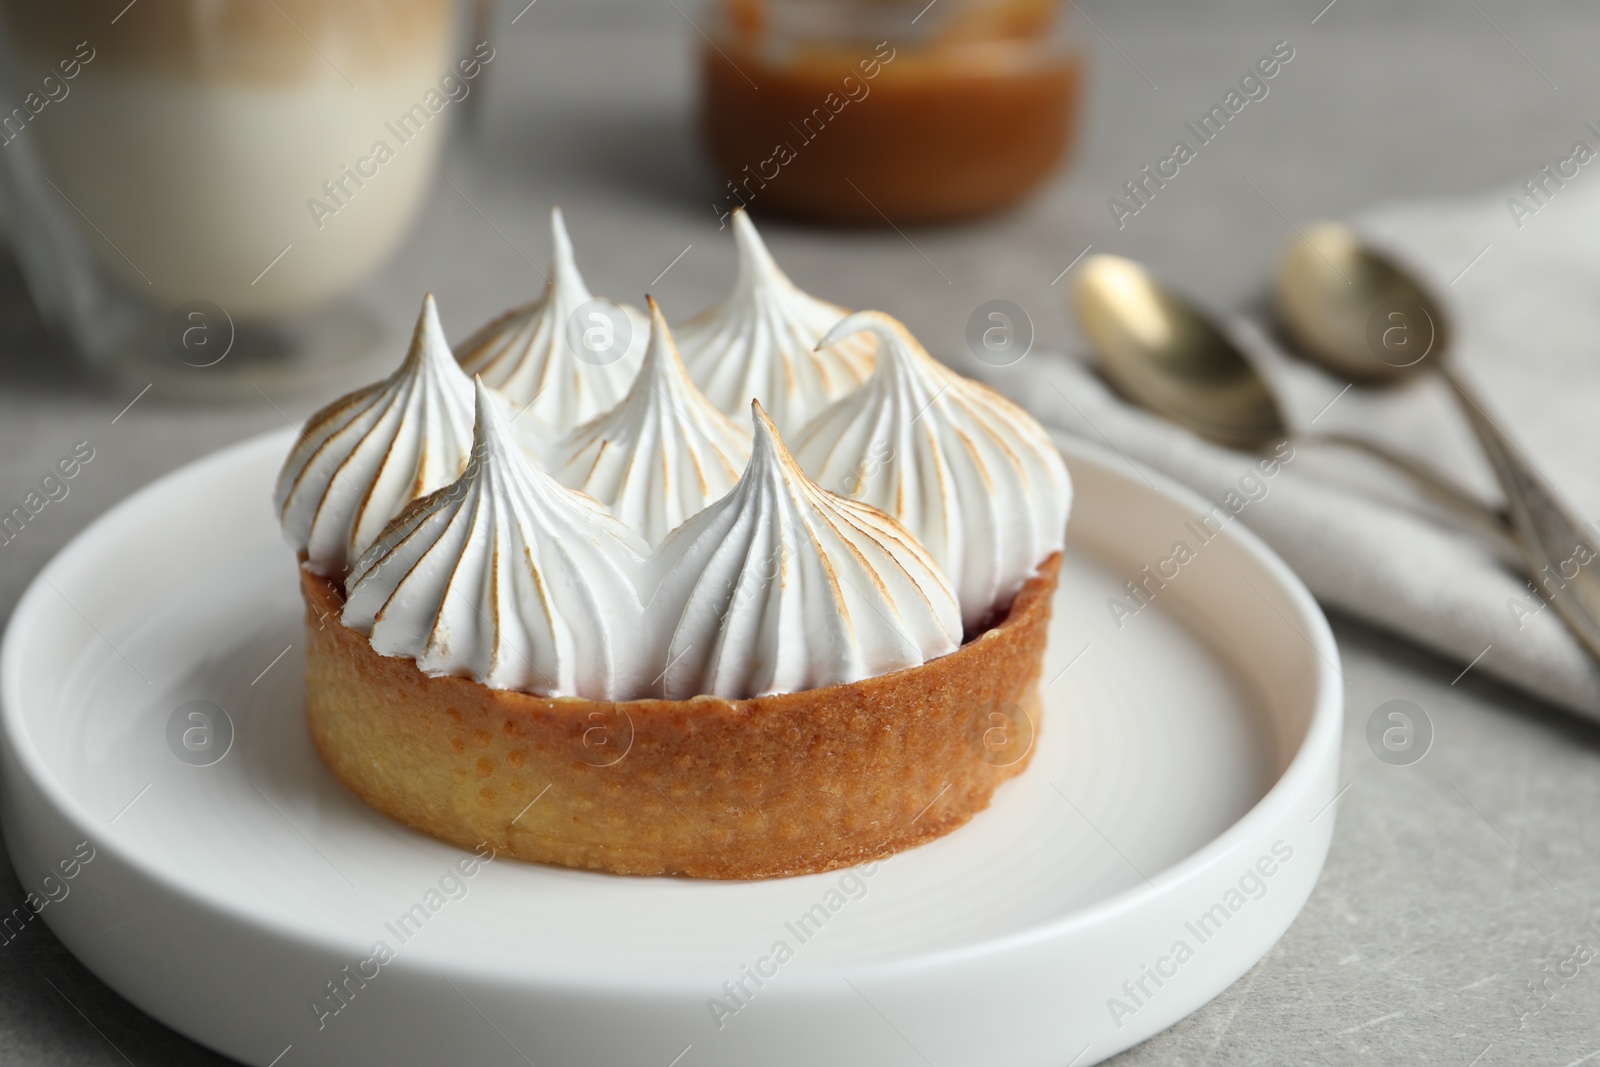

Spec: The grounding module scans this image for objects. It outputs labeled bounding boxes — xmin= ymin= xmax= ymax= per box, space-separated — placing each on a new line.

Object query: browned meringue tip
xmin=749 ymin=397 xmax=778 ymax=436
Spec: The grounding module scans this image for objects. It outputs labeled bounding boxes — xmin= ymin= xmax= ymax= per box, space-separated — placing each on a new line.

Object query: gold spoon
xmin=1277 ymin=221 xmax=1600 ymax=661
xmin=1070 ymin=254 xmax=1516 ymax=555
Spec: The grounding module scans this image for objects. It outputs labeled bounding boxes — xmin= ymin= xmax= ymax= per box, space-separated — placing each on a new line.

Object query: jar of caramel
xmin=700 ymin=0 xmax=1083 ymax=225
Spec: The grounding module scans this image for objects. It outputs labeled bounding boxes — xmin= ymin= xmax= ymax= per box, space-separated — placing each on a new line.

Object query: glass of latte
xmin=0 ymin=0 xmax=488 ymax=395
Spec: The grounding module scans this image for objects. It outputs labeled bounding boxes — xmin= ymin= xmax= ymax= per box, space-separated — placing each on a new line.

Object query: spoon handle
xmin=1443 ymin=366 xmax=1600 ymax=662
xmin=1304 ymin=430 xmax=1521 ymax=561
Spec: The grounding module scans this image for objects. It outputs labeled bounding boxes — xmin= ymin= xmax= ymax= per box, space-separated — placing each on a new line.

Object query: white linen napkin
xmin=972 ymin=183 xmax=1600 ymax=720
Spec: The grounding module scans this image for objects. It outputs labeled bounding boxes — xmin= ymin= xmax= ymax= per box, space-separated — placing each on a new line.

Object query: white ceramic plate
xmin=1 ymin=429 xmax=1341 ymax=1067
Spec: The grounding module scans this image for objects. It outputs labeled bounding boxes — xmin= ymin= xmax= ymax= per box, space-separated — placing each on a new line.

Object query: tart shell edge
xmin=301 ymin=552 xmax=1061 ymax=880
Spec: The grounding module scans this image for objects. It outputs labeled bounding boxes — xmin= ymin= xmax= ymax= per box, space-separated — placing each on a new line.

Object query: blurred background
xmin=1 ymin=0 xmax=1592 ymax=401
xmin=11 ymin=0 xmax=1594 ymax=408
xmin=5 ymin=0 xmax=1600 ymax=1063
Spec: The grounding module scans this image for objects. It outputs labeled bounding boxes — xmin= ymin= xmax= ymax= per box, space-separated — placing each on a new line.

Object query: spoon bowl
xmin=1071 ymin=254 xmax=1287 ymax=450
xmin=1276 ymin=221 xmax=1447 ymax=383
xmin=1070 ymin=251 xmax=1519 ymax=560
xmin=1277 ymin=221 xmax=1600 ymax=665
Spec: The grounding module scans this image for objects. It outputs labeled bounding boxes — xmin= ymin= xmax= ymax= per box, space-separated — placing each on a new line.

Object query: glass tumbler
xmin=0 ymin=0 xmax=491 ymax=396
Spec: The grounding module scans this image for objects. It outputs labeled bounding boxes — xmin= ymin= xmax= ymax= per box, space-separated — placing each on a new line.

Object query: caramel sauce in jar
xmin=701 ymin=0 xmax=1083 ymax=225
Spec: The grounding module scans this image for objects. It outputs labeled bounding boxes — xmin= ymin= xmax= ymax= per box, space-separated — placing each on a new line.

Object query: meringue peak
xmin=744 ymin=398 xmax=809 ymax=492
xmin=730 ymin=208 xmax=792 ymax=299
xmin=645 ymin=398 xmax=961 ymax=700
xmin=407 ymin=292 xmax=461 ymax=379
xmin=748 ymin=397 xmax=783 ymax=463
xmin=465 ymin=375 xmax=524 ymax=478
xmin=273 ymin=293 xmax=476 ymax=577
xmin=548 ymin=205 xmax=580 ymax=289
xmin=817 ymin=309 xmax=962 ymax=393
xmin=795 ymin=310 xmax=1072 ymax=630
xmin=456 ymin=207 xmax=645 ymax=431
xmin=553 ymin=297 xmax=752 ymax=545
xmin=634 ymin=295 xmax=741 ymax=424
xmin=343 ymin=378 xmax=651 ymax=700
xmin=673 ymin=209 xmax=876 ymax=437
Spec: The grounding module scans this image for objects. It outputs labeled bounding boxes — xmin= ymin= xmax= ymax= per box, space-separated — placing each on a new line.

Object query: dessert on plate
xmin=276 ymin=209 xmax=1071 ymax=879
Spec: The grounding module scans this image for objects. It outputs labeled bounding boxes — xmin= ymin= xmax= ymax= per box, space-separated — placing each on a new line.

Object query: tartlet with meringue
xmin=277 ymin=209 xmax=1070 ymax=879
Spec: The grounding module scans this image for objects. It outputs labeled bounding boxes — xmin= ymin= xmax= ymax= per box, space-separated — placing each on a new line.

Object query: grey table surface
xmin=4 ymin=0 xmax=1600 ymax=1063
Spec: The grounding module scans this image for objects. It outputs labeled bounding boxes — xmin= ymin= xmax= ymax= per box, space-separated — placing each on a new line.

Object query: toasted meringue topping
xmin=343 ymin=381 xmax=651 ymax=700
xmin=274 ymin=293 xmax=476 ymax=577
xmin=646 ymin=401 xmax=961 ymax=700
xmin=455 ymin=207 xmax=646 ymax=432
xmin=553 ymin=296 xmax=752 ymax=546
xmin=795 ymin=311 xmax=1072 ymax=630
xmin=673 ymin=210 xmax=875 ymax=436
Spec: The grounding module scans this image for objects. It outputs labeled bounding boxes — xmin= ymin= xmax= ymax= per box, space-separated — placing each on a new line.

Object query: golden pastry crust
xmin=301 ymin=553 xmax=1060 ymax=879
